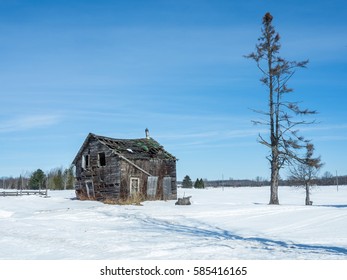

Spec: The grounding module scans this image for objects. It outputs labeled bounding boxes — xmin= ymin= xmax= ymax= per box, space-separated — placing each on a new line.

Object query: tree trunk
xmin=305 ymin=183 xmax=311 ymax=205
xmin=269 ymin=154 xmax=280 ymax=204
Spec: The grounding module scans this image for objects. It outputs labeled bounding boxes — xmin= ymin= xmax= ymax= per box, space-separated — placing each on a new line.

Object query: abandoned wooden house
xmin=72 ymin=129 xmax=177 ymax=201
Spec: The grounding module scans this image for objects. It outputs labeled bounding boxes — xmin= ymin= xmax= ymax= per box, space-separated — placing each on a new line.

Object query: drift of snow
xmin=1 ymin=186 xmax=347 ymax=260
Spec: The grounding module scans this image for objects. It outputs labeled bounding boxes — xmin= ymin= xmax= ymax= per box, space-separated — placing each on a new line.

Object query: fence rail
xmin=0 ymin=189 xmax=48 ymax=197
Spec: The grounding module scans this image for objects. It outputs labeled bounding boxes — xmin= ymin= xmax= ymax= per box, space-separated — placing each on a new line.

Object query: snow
xmin=1 ymin=186 xmax=347 ymax=260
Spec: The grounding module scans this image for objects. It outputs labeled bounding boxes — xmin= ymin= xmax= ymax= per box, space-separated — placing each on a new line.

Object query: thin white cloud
xmin=0 ymin=115 xmax=62 ymax=133
xmin=157 ymin=127 xmax=265 ymax=143
xmin=307 ymin=123 xmax=347 ymax=131
xmin=315 ymin=135 xmax=347 ymax=142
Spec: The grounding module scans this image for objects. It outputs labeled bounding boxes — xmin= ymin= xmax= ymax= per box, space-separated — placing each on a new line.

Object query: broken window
xmin=85 ymin=181 xmax=95 ymax=199
xmin=98 ymin=152 xmax=106 ymax=167
xmin=82 ymin=154 xmax=90 ymax=170
xmin=130 ymin=177 xmax=140 ymax=196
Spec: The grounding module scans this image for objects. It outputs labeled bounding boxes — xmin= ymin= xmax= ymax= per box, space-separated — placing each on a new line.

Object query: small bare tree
xmin=245 ymin=12 xmax=319 ymax=204
xmin=289 ymin=144 xmax=323 ymax=205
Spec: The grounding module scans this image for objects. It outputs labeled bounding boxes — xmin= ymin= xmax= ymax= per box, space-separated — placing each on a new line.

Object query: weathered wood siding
xmin=74 ymin=135 xmax=177 ymax=201
xmin=75 ymin=137 xmax=121 ymax=200
xmin=119 ymin=158 xmax=177 ymax=200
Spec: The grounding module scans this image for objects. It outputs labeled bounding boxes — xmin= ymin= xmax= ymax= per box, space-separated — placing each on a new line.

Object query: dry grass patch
xmin=103 ymin=194 xmax=145 ymax=206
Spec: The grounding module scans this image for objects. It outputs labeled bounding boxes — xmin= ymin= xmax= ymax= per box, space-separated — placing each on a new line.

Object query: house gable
xmin=72 ymin=132 xmax=177 ymax=202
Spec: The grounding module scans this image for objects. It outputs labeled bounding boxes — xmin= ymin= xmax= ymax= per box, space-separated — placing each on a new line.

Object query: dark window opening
xmin=82 ymin=154 xmax=90 ymax=169
xmin=98 ymin=152 xmax=106 ymax=167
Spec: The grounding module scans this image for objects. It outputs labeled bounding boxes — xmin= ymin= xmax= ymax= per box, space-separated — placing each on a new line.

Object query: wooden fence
xmin=0 ymin=189 xmax=48 ymax=197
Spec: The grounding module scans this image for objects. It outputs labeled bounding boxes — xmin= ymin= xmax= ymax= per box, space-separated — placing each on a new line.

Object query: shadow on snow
xmin=316 ymin=205 xmax=347 ymax=209
xmin=139 ymin=216 xmax=347 ymax=257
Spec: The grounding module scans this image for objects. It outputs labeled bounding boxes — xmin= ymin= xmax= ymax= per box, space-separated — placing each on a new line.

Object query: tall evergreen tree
xmin=28 ymin=169 xmax=46 ymax=190
xmin=194 ymin=178 xmax=205 ymax=189
xmin=245 ymin=12 xmax=319 ymax=204
xmin=182 ymin=175 xmax=193 ymax=188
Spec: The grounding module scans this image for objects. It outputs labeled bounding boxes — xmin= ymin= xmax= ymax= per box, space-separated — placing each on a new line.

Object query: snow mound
xmin=0 ymin=210 xmax=13 ymax=218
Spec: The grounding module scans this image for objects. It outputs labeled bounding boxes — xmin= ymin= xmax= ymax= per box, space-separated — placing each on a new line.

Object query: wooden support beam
xmin=111 ymin=150 xmax=152 ymax=176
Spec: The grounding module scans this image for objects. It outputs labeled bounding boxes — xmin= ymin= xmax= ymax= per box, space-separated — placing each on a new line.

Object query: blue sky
xmin=1 ymin=0 xmax=347 ymax=180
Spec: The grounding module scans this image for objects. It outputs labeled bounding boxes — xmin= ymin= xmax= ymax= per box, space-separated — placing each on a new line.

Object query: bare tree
xmin=289 ymin=144 xmax=323 ymax=205
xmin=245 ymin=12 xmax=318 ymax=204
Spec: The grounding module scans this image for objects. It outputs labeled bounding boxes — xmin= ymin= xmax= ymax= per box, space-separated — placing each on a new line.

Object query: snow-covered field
xmin=1 ymin=186 xmax=347 ymax=260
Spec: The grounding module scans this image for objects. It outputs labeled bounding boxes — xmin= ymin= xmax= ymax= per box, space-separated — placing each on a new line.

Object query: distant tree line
xmin=178 ymin=172 xmax=347 ymax=188
xmin=1 ymin=166 xmax=74 ymax=190
xmin=2 ymin=169 xmax=345 ymax=191
xmin=286 ymin=171 xmax=347 ymax=186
